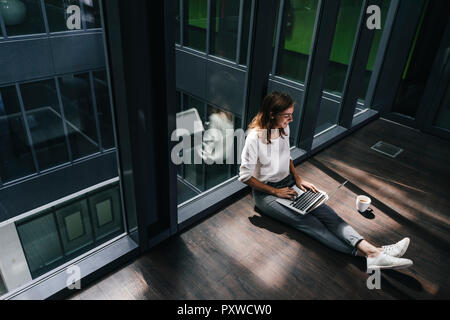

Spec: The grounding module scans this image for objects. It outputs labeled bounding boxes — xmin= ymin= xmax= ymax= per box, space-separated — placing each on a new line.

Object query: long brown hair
xmin=249 ymin=91 xmax=294 ymax=144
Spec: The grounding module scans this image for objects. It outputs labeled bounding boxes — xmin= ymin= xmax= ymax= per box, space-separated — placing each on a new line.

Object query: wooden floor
xmin=69 ymin=119 xmax=450 ymax=300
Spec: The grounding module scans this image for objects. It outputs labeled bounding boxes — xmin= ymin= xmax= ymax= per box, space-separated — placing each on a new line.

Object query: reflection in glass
xmin=275 ymin=0 xmax=319 ymax=83
xmin=20 ymin=80 xmax=70 ymax=171
xmin=0 ymin=85 xmax=36 ymax=182
xmin=59 ymin=73 xmax=100 ymax=159
xmin=44 ymin=0 xmax=80 ymax=32
xmin=93 ymin=70 xmax=115 ymax=150
xmin=176 ymin=92 xmax=205 ymax=203
xmin=175 ymin=92 xmax=241 ymax=204
xmin=2 ymin=0 xmax=46 ymax=37
xmin=210 ymin=0 xmax=240 ymax=61
xmin=82 ymin=0 xmax=101 ymax=29
xmin=204 ymin=105 xmax=235 ymax=190
xmin=181 ymin=94 xmax=205 ymax=192
xmin=184 ymin=0 xmax=207 ymax=51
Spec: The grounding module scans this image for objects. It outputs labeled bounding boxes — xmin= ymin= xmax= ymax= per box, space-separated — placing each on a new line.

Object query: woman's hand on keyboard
xmin=298 ymin=180 xmax=319 ymax=193
xmin=273 ymin=187 xmax=298 ymax=200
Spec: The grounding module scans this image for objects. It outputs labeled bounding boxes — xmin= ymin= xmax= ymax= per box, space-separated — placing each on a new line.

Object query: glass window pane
xmin=0 ymin=85 xmax=36 ymax=182
xmin=210 ymin=0 xmax=240 ymax=61
xmin=184 ymin=0 xmax=207 ymax=51
xmin=177 ymin=178 xmax=198 ymax=204
xmin=391 ymin=0 xmax=446 ymax=118
xmin=433 ymin=82 xmax=450 ymax=131
xmin=269 ymin=1 xmax=281 ymax=73
xmin=82 ymin=0 xmax=101 ymax=29
xmin=275 ymin=0 xmax=319 ymax=83
xmin=44 ymin=0 xmax=80 ymax=32
xmin=59 ymin=73 xmax=100 ymax=159
xmin=176 ymin=0 xmax=180 ymax=43
xmin=180 ymin=94 xmax=205 ymax=192
xmin=357 ymin=0 xmax=391 ymax=104
xmin=315 ymin=0 xmax=362 ymax=135
xmin=2 ymin=0 xmax=46 ymax=37
xmin=175 ymin=93 xmax=241 ymax=204
xmin=239 ymin=0 xmax=252 ymax=65
xmin=323 ymin=0 xmax=362 ymax=95
xmin=16 ymin=212 xmax=64 ymax=278
xmin=64 ymin=211 xmax=84 ymax=241
xmin=93 ymin=70 xmax=115 ymax=150
xmin=20 ymin=79 xmax=70 ymax=171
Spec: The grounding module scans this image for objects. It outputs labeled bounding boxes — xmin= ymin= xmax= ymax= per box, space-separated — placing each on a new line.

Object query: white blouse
xmin=239 ymin=125 xmax=292 ymax=183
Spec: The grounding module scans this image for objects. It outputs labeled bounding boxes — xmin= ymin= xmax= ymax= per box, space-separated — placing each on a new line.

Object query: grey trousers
xmin=253 ymin=174 xmax=364 ymax=256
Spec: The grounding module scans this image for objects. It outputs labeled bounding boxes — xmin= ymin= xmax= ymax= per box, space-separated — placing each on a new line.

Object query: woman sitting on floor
xmin=239 ymin=91 xmax=413 ymax=270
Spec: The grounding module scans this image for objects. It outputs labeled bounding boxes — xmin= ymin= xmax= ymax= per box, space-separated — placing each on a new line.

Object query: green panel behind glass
xmin=186 ymin=0 xmax=208 ymax=51
xmin=184 ymin=0 xmax=390 ymax=69
xmin=283 ymin=0 xmax=319 ymax=59
xmin=64 ymin=211 xmax=85 ymax=241
xmin=323 ymin=0 xmax=363 ymax=94
xmin=189 ymin=0 xmax=208 ymax=29
xmin=96 ymin=199 xmax=113 ymax=227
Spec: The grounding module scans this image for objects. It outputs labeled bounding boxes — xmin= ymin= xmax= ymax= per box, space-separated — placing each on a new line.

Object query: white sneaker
xmin=367 ymin=252 xmax=413 ymax=270
xmin=382 ymin=237 xmax=410 ymax=258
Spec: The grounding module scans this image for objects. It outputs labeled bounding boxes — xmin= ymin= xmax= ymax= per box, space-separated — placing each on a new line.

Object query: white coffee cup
xmin=356 ymin=195 xmax=371 ymax=212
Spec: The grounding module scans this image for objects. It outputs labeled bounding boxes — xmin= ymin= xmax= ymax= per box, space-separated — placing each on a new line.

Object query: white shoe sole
xmin=367 ymin=261 xmax=413 ymax=270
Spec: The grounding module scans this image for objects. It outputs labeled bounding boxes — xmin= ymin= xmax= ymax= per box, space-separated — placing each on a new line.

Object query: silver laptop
xmin=276 ymin=185 xmax=328 ymax=215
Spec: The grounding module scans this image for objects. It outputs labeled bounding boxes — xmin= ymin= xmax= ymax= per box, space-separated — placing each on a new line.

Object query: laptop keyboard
xmin=290 ymin=190 xmax=326 ymax=212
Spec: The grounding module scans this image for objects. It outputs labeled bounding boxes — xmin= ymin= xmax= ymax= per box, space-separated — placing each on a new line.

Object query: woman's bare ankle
xmin=356 ymin=240 xmax=382 ymax=258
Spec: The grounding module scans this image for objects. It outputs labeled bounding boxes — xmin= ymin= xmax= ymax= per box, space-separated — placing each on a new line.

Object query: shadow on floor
xmin=309 ymin=158 xmax=450 ymax=254
xmin=248 ymin=211 xmax=424 ymax=299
